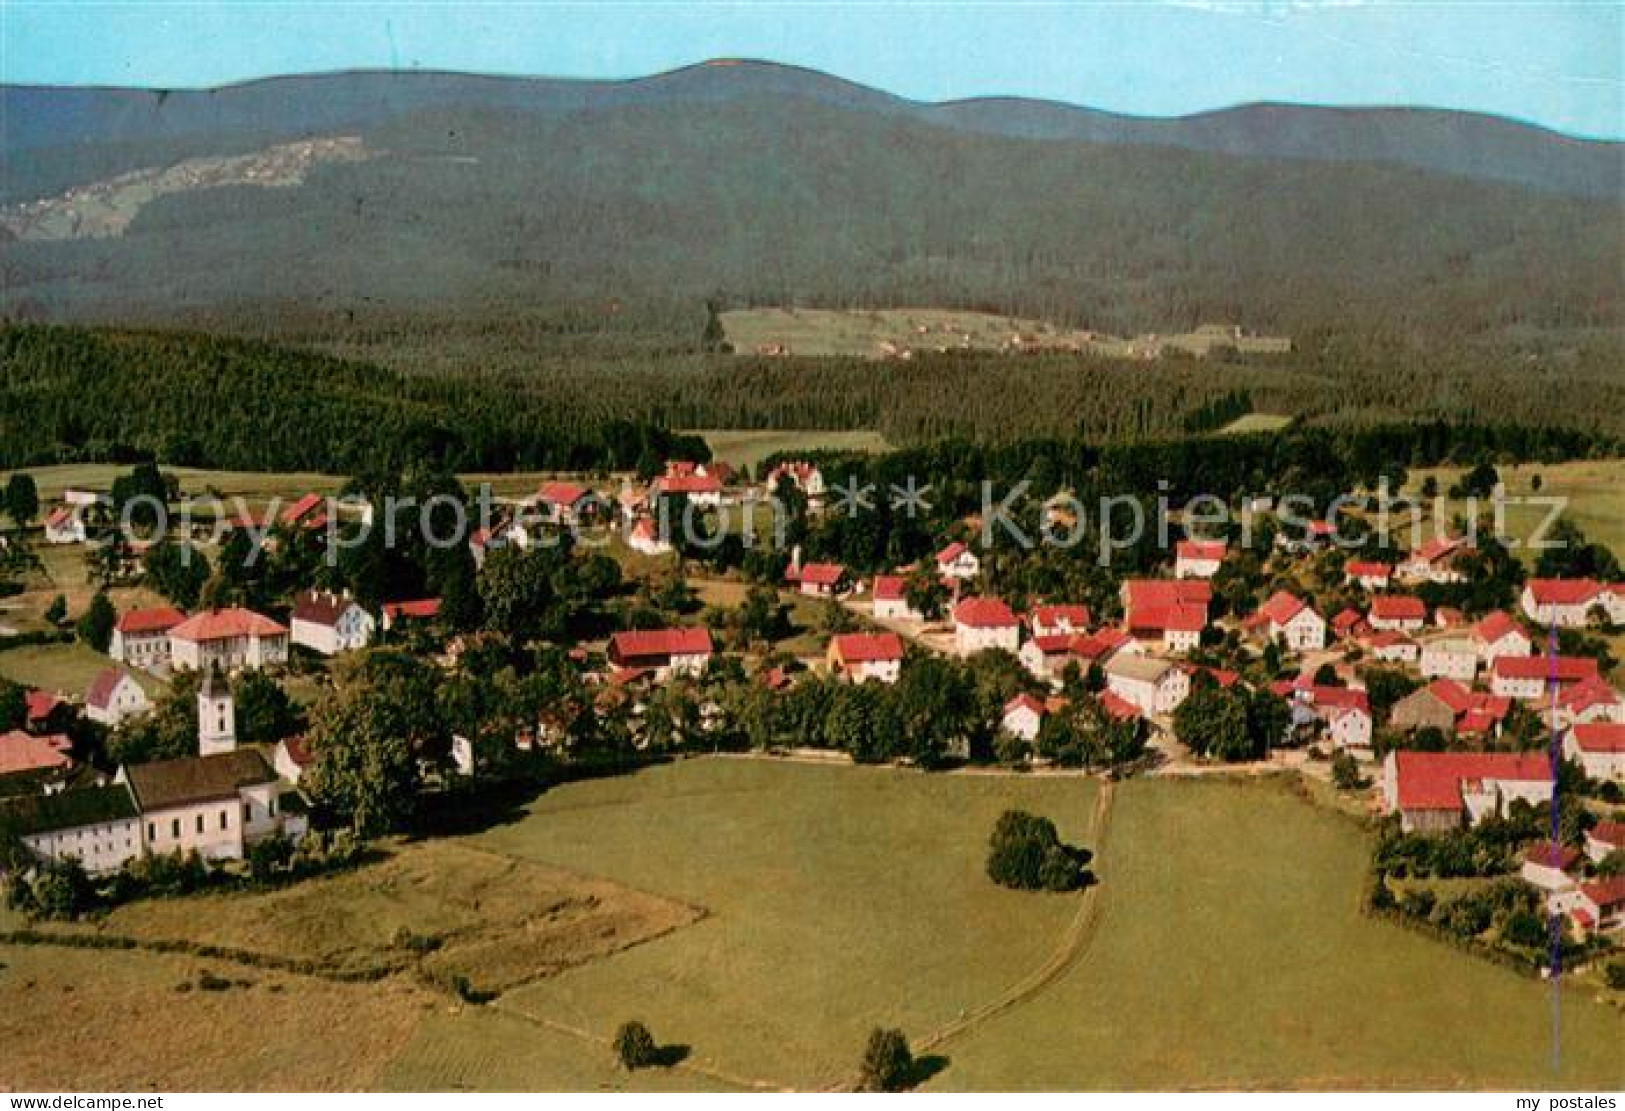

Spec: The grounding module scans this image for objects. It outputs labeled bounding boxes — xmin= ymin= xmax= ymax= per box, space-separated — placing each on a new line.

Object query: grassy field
xmin=1400 ymin=459 xmax=1625 ymax=565
xmin=0 ymin=942 xmax=431 ymax=1091
xmin=1218 ymin=412 xmax=1294 ymax=435
xmin=93 ymin=839 xmax=703 ymax=992
xmin=686 ymin=429 xmax=891 ymax=472
xmin=0 ymin=642 xmax=161 ymax=699
xmin=928 ymin=777 xmax=1625 ymax=1090
xmin=472 ymin=759 xmax=1095 ymax=1090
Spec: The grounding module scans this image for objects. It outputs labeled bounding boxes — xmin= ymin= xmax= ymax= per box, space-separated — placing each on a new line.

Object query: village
xmin=1 ymin=453 xmax=1623 ymax=990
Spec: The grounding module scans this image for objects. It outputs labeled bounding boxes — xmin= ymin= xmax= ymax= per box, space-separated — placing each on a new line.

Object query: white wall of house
xmin=955 ymin=622 xmax=1019 ymax=656
xmin=1478 ymin=630 xmax=1532 ymax=662
xmin=1002 ymin=705 xmax=1042 ymax=742
xmin=1519 ymin=860 xmax=1576 ymax=894
xmin=86 ymin=676 xmax=151 ymax=726
xmin=873 ymin=597 xmax=921 ymax=622
xmin=847 ymin=658 xmax=902 ymax=684
xmin=940 ymin=551 xmax=980 ymax=580
xmin=1174 ymin=555 xmax=1221 ymax=580
xmin=24 ymin=816 xmax=142 ymax=874
xmin=1564 ymin=734 xmax=1625 ymax=782
xmin=170 ymin=633 xmax=290 ymax=672
xmin=1161 ymin=628 xmax=1201 ymax=654
xmin=1327 ymin=709 xmax=1372 ymax=752
xmin=1372 ymin=641 xmax=1419 ymax=665
xmin=1276 ymin=610 xmax=1326 ymax=652
xmin=291 ymin=606 xmax=375 ymax=656
xmin=109 ymin=629 xmax=172 ymax=671
xmin=1419 ymin=641 xmax=1478 ymax=682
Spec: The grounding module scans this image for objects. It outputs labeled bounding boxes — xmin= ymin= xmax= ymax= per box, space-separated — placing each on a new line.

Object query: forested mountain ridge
xmin=4 ymin=89 xmax=1619 ymax=342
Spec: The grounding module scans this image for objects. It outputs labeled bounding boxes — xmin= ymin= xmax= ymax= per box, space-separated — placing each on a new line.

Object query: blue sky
xmin=5 ymin=1 xmax=1622 ymax=139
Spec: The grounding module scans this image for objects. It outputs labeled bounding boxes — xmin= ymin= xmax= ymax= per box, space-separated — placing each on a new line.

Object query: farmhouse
xmin=1381 ymin=750 xmax=1552 ymax=832
xmin=533 ymin=481 xmax=597 ymax=524
xmin=1365 ymin=630 xmax=1419 ymax=665
xmin=1174 ymin=540 xmax=1226 ymax=580
xmin=1417 ymin=633 xmax=1479 ymax=682
xmin=871 ymin=575 xmax=921 ymax=621
xmin=1122 ymin=578 xmax=1211 ymax=616
xmin=1000 ymin=693 xmax=1047 ymax=742
xmin=0 ymin=784 xmax=142 ymax=874
xmin=1245 ymin=591 xmax=1326 ymax=652
xmin=1125 ymin=604 xmax=1205 ymax=654
xmin=1555 ymin=676 xmax=1624 ymax=727
xmin=42 ymin=505 xmax=87 ymax=545
xmin=1368 ymin=595 xmax=1427 ymax=633
xmin=1104 ymin=654 xmax=1190 ymax=717
xmin=1397 ymin=537 xmax=1472 ymax=585
xmin=1029 ymin=604 xmax=1090 ymax=638
xmin=84 ymin=668 xmax=150 ymax=727
xmin=169 ymin=608 xmax=290 ymax=672
xmin=290 ymin=590 xmax=375 ymax=655
xmin=607 ymin=628 xmax=714 ymax=681
xmin=1565 ymin=877 xmax=1625 ymax=937
xmin=953 ymin=597 xmax=1020 ymax=655
xmin=109 ymin=606 xmax=186 ymax=671
xmin=381 ymin=598 xmax=441 ymax=632
xmin=628 ymin=517 xmax=674 ymax=556
xmin=1289 ymin=685 xmax=1373 ymax=753
xmin=1520 ymin=843 xmax=1580 ymax=895
xmin=1389 ymin=678 xmax=1510 ymax=737
xmin=827 ymin=632 xmax=905 ymax=684
xmin=1520 ymin=578 xmax=1625 ymax=628
xmin=792 ymin=562 xmax=850 ymax=598
xmin=1331 ymin=608 xmax=1367 ymax=641
xmin=121 ymin=748 xmax=284 ymax=863
xmin=1344 ymin=561 xmax=1392 ymax=590
xmin=1564 ymin=722 xmax=1625 ymax=782
xmin=1585 ymin=821 xmax=1625 ymax=864
xmin=1472 ymin=611 xmax=1532 ymax=662
xmin=1489 ymin=654 xmax=1599 ymax=700
xmin=936 ymin=542 xmax=981 ymax=581
xmin=0 ymin=730 xmax=73 ymax=785
xmin=654 ymin=472 xmax=724 ymax=508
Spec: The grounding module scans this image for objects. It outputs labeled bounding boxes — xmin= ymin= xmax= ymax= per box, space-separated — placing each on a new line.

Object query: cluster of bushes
xmin=1371 ymin=815 xmax=1541 ymax=880
xmin=986 ymin=810 xmax=1094 ymax=893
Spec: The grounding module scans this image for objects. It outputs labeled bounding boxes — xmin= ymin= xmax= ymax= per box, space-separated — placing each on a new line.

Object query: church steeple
xmin=198 ymin=666 xmax=236 ymax=756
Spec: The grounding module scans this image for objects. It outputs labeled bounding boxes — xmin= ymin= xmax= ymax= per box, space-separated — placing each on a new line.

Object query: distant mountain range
xmin=3 ymin=60 xmax=1620 ymax=335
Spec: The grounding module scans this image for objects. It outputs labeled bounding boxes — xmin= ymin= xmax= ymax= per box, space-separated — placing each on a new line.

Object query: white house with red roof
xmin=1381 ymin=750 xmax=1552 ymax=832
xmin=1125 ymin=603 xmax=1205 ymax=654
xmin=1174 ymin=540 xmax=1226 ymax=580
xmin=0 ymin=730 xmax=74 ymax=783
xmin=653 ymin=472 xmax=724 ymax=508
xmin=1489 ymin=654 xmax=1599 ymax=700
xmin=792 ymin=562 xmax=850 ymax=598
xmin=1585 ymin=821 xmax=1625 ymax=864
xmin=1365 ymin=630 xmax=1419 ymax=665
xmin=936 ymin=541 xmax=980 ymax=581
xmin=1000 ymin=693 xmax=1047 ymax=742
xmin=827 ymin=632 xmax=905 ymax=684
xmin=1397 ymin=537 xmax=1472 ymax=585
xmin=1520 ymin=578 xmax=1625 ymax=628
xmin=109 ymin=606 xmax=187 ymax=671
xmin=290 ymin=589 xmax=374 ymax=656
xmin=607 ymin=628 xmax=713 ymax=681
xmin=953 ymin=597 xmax=1019 ymax=655
xmin=1562 ymin=876 xmax=1625 ymax=937
xmin=1286 ymin=683 xmax=1373 ymax=754
xmin=168 ymin=608 xmax=290 ymax=672
xmin=381 ymin=598 xmax=441 ymax=632
xmin=273 ymin=734 xmax=313 ymax=785
xmin=1104 ymin=654 xmax=1189 ymax=718
xmin=871 ymin=575 xmax=921 ymax=622
xmin=1471 ymin=611 xmax=1531 ymax=662
xmin=764 ymin=461 xmax=825 ymax=503
xmin=1519 ymin=842 xmax=1580 ymax=895
xmin=84 ymin=668 xmax=150 ymax=727
xmin=1554 ymin=676 xmax=1624 ymax=728
xmin=42 ymin=505 xmax=87 ymax=545
xmin=1029 ymin=604 xmax=1090 ymax=638
xmin=1563 ymin=722 xmax=1625 ymax=782
xmin=1368 ymin=594 xmax=1427 ymax=633
xmin=1344 ymin=561 xmax=1392 ymax=591
xmin=1245 ymin=590 xmax=1325 ymax=652
xmin=529 ymin=481 xmax=598 ymax=524
xmin=627 ymin=517 xmax=674 ymax=557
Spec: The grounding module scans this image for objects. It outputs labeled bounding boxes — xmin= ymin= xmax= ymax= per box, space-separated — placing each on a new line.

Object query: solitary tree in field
xmin=76 ymin=591 xmax=116 ymax=653
xmin=613 ymin=1020 xmax=658 ymax=1071
xmin=858 ymin=1028 xmax=915 ymax=1092
xmin=4 ymin=473 xmax=38 ymax=526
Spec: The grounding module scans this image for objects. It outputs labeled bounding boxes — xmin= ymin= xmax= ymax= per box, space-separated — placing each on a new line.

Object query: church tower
xmin=198 ymin=666 xmax=236 ymax=757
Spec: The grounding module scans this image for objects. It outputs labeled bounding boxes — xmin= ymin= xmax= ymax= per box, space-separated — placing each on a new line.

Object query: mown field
xmin=928 ymin=778 xmax=1625 ymax=1091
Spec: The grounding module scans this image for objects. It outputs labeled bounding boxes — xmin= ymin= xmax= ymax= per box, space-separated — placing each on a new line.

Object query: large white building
xmin=1 ymin=785 xmax=143 ymax=874
xmin=1247 ymin=591 xmax=1326 ymax=652
xmin=1564 ymin=722 xmax=1625 ymax=782
xmin=1521 ymin=579 xmax=1625 ymax=628
xmin=168 ymin=608 xmax=290 ymax=672
xmin=1104 ymin=654 xmax=1190 ymax=717
xmin=109 ymin=606 xmax=187 ymax=672
xmin=953 ymin=597 xmax=1020 ymax=656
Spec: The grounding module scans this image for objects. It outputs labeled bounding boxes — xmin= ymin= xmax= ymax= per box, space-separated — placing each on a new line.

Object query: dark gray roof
xmin=124 ymin=749 xmax=276 ymax=811
xmin=0 ymin=784 xmax=138 ymax=836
